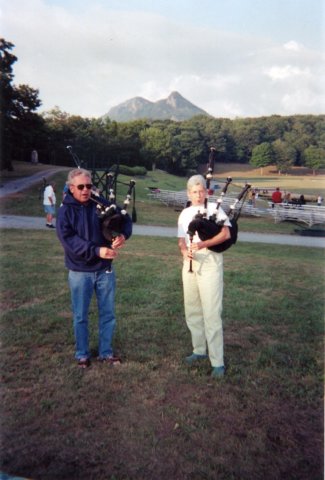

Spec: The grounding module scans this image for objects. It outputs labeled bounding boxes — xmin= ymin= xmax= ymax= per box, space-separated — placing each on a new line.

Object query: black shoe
xmin=46 ymin=223 xmax=55 ymax=229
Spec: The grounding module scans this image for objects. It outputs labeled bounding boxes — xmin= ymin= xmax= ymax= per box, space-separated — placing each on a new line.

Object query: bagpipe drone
xmin=66 ymin=146 xmax=136 ymax=243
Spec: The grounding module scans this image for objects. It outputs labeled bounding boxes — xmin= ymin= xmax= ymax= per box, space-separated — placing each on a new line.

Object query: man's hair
xmin=187 ymin=174 xmax=206 ymax=192
xmin=67 ymin=168 xmax=92 ymax=185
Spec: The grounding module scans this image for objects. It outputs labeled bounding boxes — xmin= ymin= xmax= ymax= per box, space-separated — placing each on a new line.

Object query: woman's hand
xmin=190 ymin=241 xmax=203 ymax=252
xmin=178 ymin=238 xmax=191 ymax=260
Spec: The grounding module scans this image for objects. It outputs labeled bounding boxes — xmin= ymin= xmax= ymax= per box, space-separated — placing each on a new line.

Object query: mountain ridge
xmin=103 ymin=91 xmax=210 ymax=121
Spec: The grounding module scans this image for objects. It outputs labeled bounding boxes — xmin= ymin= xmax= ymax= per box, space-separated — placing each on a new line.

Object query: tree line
xmin=1 ymin=38 xmax=325 ymax=175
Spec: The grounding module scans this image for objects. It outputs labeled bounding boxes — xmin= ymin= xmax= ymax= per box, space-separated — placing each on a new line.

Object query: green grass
xmin=0 ymin=230 xmax=323 ymax=480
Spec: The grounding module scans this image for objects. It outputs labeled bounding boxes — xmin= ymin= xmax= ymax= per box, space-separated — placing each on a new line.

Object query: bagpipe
xmin=187 ymin=155 xmax=251 ymax=264
xmin=66 ymin=146 xmax=136 ymax=244
xmin=187 ymin=180 xmax=251 ymax=256
xmin=89 ymin=177 xmax=136 ymax=243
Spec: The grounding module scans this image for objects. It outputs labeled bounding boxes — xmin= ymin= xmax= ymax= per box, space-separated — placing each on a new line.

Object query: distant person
xmin=271 ymin=188 xmax=282 ymax=204
xmin=43 ymin=181 xmax=56 ymax=228
xmin=317 ymin=195 xmax=323 ymax=206
xmin=60 ymin=183 xmax=70 ymax=207
xmin=247 ymin=190 xmax=256 ymax=207
xmin=299 ymin=194 xmax=305 ymax=206
xmin=283 ymin=192 xmax=291 ymax=204
xmin=251 ymin=191 xmax=256 ymax=207
xmin=62 ymin=183 xmax=69 ymax=201
xmin=31 ymin=149 xmax=38 ymax=164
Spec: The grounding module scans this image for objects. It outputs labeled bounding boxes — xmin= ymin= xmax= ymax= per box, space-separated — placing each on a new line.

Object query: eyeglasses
xmin=75 ymin=184 xmax=93 ymax=191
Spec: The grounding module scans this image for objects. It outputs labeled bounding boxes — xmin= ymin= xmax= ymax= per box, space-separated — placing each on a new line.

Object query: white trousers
xmin=182 ymin=248 xmax=224 ymax=368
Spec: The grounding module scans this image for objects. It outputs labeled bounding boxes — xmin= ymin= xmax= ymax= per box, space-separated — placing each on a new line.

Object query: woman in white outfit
xmin=177 ymin=175 xmax=231 ymax=378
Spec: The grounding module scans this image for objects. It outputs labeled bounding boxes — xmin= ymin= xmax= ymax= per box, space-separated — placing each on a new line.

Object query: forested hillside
xmin=7 ymin=109 xmax=325 ymax=176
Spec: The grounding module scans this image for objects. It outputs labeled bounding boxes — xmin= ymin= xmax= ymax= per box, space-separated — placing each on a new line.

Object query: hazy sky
xmin=1 ymin=0 xmax=324 ymax=118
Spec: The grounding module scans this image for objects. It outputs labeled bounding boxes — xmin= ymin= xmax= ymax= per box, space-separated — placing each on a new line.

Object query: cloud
xmin=282 ymin=89 xmax=321 ymax=111
xmin=283 ymin=40 xmax=302 ymax=52
xmin=2 ymin=0 xmax=324 ymax=118
xmin=265 ymin=65 xmax=312 ymax=81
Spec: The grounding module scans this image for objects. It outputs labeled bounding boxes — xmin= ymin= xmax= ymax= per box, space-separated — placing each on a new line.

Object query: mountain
xmin=102 ymin=91 xmax=210 ymax=122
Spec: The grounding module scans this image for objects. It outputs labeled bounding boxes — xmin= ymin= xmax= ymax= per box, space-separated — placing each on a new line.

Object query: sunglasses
xmin=75 ymin=184 xmax=93 ymax=191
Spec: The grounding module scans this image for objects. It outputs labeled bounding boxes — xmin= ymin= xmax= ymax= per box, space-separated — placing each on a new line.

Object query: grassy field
xmin=0 ymin=228 xmax=324 ymax=480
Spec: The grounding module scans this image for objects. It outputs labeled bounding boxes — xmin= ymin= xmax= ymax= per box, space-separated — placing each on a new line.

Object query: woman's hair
xmin=67 ymin=168 xmax=92 ymax=185
xmin=187 ymin=174 xmax=206 ymax=192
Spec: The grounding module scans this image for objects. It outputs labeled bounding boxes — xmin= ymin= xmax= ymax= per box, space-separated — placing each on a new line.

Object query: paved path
xmin=0 ymin=214 xmax=324 ymax=248
xmin=0 ymin=168 xmax=65 ymax=198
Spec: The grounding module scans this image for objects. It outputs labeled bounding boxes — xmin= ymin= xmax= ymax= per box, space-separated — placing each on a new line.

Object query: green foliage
xmin=250 ymin=142 xmax=274 ymax=171
xmin=110 ymin=164 xmax=147 ymax=176
xmin=130 ymin=165 xmax=147 ymax=176
xmin=272 ymin=138 xmax=296 ymax=172
xmin=140 ymin=125 xmax=171 ymax=170
xmin=0 ymin=38 xmax=43 ymax=170
xmin=303 ymin=145 xmax=325 ymax=173
xmin=38 ymin=113 xmax=325 ymax=176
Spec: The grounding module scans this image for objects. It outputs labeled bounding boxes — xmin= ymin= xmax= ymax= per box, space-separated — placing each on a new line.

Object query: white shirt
xmin=178 ymin=202 xmax=231 ymax=246
xmin=43 ymin=185 xmax=56 ymax=206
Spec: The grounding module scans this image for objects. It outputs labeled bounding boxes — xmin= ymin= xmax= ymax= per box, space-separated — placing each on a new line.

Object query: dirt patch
xmin=212 ymin=163 xmax=325 ymax=177
xmin=200 ymin=164 xmax=325 ymax=193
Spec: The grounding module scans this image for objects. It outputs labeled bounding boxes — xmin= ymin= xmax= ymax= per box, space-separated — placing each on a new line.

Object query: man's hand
xmin=99 ymin=247 xmax=118 ymax=259
xmin=112 ymin=234 xmax=126 ymax=249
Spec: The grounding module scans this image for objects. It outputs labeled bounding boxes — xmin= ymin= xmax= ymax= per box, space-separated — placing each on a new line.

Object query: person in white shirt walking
xmin=43 ymin=181 xmax=56 ymax=228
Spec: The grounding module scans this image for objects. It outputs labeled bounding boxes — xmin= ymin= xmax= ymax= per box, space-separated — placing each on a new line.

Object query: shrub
xmin=110 ymin=164 xmax=147 ymax=176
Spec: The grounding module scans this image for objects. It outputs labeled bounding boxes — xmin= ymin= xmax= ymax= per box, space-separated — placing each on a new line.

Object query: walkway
xmin=0 ymin=168 xmax=64 ymax=198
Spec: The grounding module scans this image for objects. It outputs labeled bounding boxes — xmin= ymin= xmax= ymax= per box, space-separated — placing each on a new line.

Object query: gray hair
xmin=67 ymin=168 xmax=92 ymax=185
xmin=187 ymin=174 xmax=206 ymax=192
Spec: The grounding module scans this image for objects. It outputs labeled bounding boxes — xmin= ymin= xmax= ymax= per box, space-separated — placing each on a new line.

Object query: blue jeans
xmin=68 ymin=268 xmax=116 ymax=360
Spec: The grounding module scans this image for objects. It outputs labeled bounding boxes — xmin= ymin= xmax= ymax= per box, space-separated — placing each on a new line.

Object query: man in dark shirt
xmin=57 ymin=168 xmax=132 ymax=368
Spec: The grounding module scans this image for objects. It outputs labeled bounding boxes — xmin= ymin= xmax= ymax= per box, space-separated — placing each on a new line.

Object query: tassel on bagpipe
xmin=187 ymin=179 xmax=251 ymax=254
